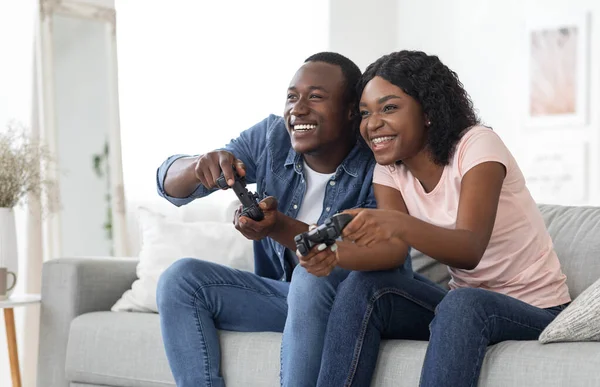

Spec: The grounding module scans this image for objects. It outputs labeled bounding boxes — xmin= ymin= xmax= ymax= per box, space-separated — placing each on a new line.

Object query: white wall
xmin=396 ymin=0 xmax=600 ymax=206
xmin=329 ymin=0 xmax=398 ymax=71
xmin=116 ymin=1 xmax=330 ymax=204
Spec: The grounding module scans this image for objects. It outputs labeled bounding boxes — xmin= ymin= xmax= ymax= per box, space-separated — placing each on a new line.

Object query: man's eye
xmin=287 ymin=94 xmax=297 ymax=100
xmin=309 ymin=94 xmax=323 ymax=99
xmin=383 ymin=105 xmax=398 ymax=112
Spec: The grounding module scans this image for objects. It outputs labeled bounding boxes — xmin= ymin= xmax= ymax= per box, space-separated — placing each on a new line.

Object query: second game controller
xmin=294 ymin=213 xmax=354 ymax=256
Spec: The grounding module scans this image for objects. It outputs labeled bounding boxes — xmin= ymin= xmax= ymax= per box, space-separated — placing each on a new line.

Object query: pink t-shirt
xmin=373 ymin=125 xmax=571 ymax=308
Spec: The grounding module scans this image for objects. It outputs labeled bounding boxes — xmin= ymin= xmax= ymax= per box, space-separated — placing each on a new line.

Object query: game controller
xmin=294 ymin=213 xmax=354 ymax=256
xmin=216 ymin=165 xmax=264 ymax=222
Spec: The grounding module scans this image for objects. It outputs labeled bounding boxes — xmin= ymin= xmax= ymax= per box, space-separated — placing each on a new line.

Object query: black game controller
xmin=294 ymin=213 xmax=354 ymax=256
xmin=216 ymin=166 xmax=264 ymax=222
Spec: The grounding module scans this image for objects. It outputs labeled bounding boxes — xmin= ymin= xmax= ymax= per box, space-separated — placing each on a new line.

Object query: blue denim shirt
xmin=157 ymin=114 xmax=381 ymax=281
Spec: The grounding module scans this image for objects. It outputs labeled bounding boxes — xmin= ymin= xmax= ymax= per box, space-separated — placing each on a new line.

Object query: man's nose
xmin=290 ymin=98 xmax=309 ymax=116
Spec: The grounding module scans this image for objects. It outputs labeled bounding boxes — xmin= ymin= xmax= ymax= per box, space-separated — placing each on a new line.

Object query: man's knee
xmin=287 ymin=265 xmax=341 ymax=311
xmin=156 ymin=258 xmax=213 ymax=310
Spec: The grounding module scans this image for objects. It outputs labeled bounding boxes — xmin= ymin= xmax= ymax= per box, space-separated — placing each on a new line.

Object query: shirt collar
xmin=283 ymin=138 xmax=369 ymax=178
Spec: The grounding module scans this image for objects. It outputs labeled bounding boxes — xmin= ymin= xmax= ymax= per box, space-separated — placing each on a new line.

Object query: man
xmin=156 ymin=52 xmax=376 ymax=386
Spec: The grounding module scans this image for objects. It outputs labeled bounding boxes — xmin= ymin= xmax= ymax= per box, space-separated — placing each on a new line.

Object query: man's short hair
xmin=304 ymin=52 xmax=362 ymax=107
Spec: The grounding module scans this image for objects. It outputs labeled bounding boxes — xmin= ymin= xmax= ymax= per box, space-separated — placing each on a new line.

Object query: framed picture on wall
xmin=524 ymin=11 xmax=590 ymax=128
xmin=521 ymin=141 xmax=588 ymax=205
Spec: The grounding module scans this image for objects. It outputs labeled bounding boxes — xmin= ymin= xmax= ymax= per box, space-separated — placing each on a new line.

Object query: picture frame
xmin=524 ymin=11 xmax=590 ymax=128
xmin=521 ymin=141 xmax=589 ymax=205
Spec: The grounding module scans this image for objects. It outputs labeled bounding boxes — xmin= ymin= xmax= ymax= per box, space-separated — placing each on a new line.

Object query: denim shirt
xmin=157 ymin=114 xmax=380 ymax=281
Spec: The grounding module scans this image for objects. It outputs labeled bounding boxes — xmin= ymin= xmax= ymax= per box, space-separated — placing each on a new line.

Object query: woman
xmin=312 ymin=50 xmax=571 ymax=386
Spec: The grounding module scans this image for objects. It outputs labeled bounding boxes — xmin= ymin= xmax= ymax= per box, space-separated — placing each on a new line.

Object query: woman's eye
xmin=383 ymin=104 xmax=398 ymax=112
xmin=360 ymin=110 xmax=370 ymax=118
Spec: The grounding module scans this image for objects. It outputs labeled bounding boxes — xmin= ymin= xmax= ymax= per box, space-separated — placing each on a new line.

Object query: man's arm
xmin=162 ymin=156 xmax=203 ymax=198
xmin=156 ymin=115 xmax=276 ymax=207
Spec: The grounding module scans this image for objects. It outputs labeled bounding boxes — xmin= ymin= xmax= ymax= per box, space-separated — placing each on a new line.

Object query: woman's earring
xmin=426 ymin=120 xmax=431 ymax=126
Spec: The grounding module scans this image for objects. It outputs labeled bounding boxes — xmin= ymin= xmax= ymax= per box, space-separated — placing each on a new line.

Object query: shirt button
xmin=293 ymin=204 xmax=298 ymax=209
xmin=329 ymin=181 xmax=336 ymax=186
xmin=326 ymin=207 xmax=331 ymax=212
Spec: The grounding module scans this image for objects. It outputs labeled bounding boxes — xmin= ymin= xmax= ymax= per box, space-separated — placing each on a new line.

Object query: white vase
xmin=0 ymin=208 xmax=18 ymax=297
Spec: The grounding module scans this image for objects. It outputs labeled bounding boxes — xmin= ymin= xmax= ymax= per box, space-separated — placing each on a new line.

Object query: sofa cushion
xmin=112 ymin=206 xmax=254 ymax=313
xmin=66 ymin=311 xmax=600 ymax=387
xmin=539 ymin=276 xmax=600 ymax=343
xmin=65 ymin=312 xmax=280 ymax=387
xmin=538 ymin=204 xmax=600 ymax=299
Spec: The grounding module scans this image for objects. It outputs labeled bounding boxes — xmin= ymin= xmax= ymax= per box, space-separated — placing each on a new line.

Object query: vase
xmin=0 ymin=208 xmax=18 ymax=297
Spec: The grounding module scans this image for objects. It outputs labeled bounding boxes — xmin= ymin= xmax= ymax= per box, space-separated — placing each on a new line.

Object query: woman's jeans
xmin=156 ymin=258 xmax=351 ymax=387
xmin=316 ymin=270 xmax=566 ymax=387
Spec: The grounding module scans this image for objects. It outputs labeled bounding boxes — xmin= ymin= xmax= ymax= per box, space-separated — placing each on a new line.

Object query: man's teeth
xmin=371 ymin=136 xmax=396 ymax=144
xmin=294 ymin=124 xmax=317 ymax=131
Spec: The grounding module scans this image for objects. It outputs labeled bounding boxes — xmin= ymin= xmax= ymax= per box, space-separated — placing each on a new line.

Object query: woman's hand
xmin=296 ymin=225 xmax=339 ymax=277
xmin=341 ymin=208 xmax=405 ymax=247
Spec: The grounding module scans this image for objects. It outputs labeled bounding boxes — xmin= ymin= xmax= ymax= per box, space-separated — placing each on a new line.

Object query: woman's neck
xmin=402 ymin=150 xmax=445 ymax=193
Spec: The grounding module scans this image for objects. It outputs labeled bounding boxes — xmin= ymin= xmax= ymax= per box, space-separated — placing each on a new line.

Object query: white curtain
xmin=0 ymin=1 xmax=39 ymax=386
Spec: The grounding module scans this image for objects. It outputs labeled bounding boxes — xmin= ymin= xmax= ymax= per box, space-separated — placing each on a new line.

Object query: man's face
xmin=283 ymin=61 xmax=349 ymax=155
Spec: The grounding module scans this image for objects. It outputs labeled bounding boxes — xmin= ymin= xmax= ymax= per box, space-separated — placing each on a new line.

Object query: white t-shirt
xmin=296 ymin=160 xmax=335 ymax=226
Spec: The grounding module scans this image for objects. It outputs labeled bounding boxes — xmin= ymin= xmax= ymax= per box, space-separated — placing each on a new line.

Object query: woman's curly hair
xmin=358 ymin=50 xmax=479 ymax=165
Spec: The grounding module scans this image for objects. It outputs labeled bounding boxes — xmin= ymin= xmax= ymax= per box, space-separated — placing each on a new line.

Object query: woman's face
xmin=359 ymin=76 xmax=428 ymax=165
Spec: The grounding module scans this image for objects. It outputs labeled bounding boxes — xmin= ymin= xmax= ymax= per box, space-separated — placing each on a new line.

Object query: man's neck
xmin=302 ymin=138 xmax=355 ymax=174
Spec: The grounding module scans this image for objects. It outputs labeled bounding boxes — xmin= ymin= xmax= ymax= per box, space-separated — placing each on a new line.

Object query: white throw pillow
xmin=112 ymin=206 xmax=254 ymax=313
xmin=539 ymin=277 xmax=600 ymax=343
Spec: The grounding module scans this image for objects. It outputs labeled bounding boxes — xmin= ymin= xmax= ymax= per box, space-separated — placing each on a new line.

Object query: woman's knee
xmin=433 ymin=288 xmax=493 ymax=327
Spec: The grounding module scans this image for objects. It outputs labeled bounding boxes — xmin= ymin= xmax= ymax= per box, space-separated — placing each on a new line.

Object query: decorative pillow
xmin=112 ymin=206 xmax=254 ymax=313
xmin=539 ymin=277 xmax=600 ymax=343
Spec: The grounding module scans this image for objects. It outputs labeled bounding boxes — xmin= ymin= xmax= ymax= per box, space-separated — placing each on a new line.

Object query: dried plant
xmin=0 ymin=122 xmax=55 ymax=209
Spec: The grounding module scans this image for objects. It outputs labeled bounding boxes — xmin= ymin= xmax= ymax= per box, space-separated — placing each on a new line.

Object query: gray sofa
xmin=37 ymin=204 xmax=600 ymax=387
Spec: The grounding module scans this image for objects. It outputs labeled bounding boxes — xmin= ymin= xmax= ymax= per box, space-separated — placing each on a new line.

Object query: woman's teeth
xmin=371 ymin=136 xmax=395 ymax=144
xmin=294 ymin=124 xmax=317 ymax=132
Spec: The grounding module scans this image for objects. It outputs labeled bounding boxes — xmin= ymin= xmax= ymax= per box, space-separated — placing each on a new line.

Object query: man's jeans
xmin=156 ymin=258 xmax=349 ymax=387
xmin=317 ymin=270 xmax=566 ymax=387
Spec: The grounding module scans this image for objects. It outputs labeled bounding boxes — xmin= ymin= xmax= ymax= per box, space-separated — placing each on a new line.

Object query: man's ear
xmin=347 ymin=104 xmax=357 ymax=121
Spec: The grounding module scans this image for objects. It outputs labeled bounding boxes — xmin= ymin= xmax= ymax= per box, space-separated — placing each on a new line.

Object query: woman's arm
xmin=344 ymin=162 xmax=506 ymax=270
xmin=396 ymin=162 xmax=505 ymax=269
xmin=336 ymin=183 xmax=411 ymax=271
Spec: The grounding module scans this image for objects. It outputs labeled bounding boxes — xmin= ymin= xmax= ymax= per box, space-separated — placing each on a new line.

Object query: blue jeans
xmin=157 ymin=258 xmax=289 ymax=387
xmin=317 ymin=271 xmax=566 ymax=387
xmin=156 ymin=258 xmax=349 ymax=387
xmin=281 ymin=264 xmax=351 ymax=386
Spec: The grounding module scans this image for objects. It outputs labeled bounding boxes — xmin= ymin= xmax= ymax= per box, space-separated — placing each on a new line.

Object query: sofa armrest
xmin=37 ymin=257 xmax=139 ymax=387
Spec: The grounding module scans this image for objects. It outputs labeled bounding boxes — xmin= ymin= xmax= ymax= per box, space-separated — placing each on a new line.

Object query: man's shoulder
xmin=347 ymin=138 xmax=377 ymax=172
xmin=263 ymin=114 xmax=287 ymax=137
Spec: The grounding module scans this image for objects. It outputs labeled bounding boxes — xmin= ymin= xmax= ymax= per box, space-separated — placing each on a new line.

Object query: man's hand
xmin=234 ymin=196 xmax=279 ymax=241
xmin=296 ymin=225 xmax=339 ymax=277
xmin=341 ymin=208 xmax=404 ymax=247
xmin=195 ymin=150 xmax=246 ymax=189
